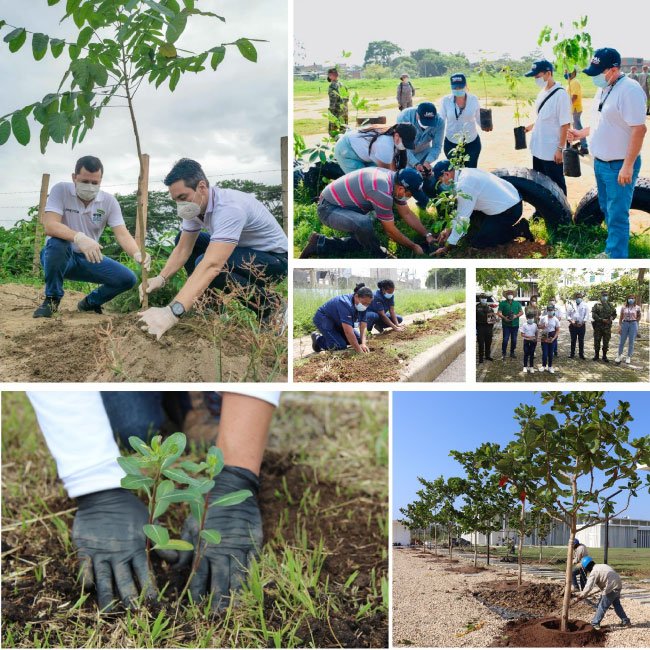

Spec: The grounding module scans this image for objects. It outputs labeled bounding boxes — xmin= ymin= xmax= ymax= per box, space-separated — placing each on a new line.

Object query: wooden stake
xmin=280 ymin=135 xmax=288 ymax=234
xmin=136 ymin=153 xmax=150 ymax=309
xmin=32 ymin=173 xmax=50 ymax=274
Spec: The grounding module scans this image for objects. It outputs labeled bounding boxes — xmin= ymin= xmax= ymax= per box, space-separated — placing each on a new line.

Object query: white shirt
xmin=566 ymin=302 xmax=590 ymax=325
xmin=438 ymin=93 xmax=481 ymax=144
xmin=539 ymin=315 xmax=560 ymax=338
xmin=347 ymin=132 xmax=395 ymax=166
xmin=520 ymin=322 xmax=538 ymax=338
xmin=530 ymin=82 xmax=572 ymax=161
xmin=182 ymin=186 xmax=288 ymax=253
xmin=448 ymin=169 xmax=521 ymax=245
xmin=580 ymin=564 xmax=623 ymax=597
xmin=590 ymin=75 xmax=647 ymax=161
xmin=27 ymin=390 xmax=281 ymax=497
xmin=45 ymin=182 xmax=124 ymax=252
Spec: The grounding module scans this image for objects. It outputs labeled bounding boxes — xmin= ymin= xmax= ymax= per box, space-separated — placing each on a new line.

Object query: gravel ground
xmin=392 ymin=548 xmax=650 ymax=647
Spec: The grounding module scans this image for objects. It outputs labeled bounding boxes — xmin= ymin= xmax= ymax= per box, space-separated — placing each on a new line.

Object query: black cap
xmin=450 ymin=73 xmax=466 ymax=88
xmin=416 ymin=102 xmax=437 ymax=126
xmin=395 ymin=167 xmax=424 ymax=192
xmin=525 ymin=60 xmax=554 ymax=77
xmin=432 ymin=159 xmax=452 ymax=181
xmin=394 ymin=123 xmax=417 ymax=150
xmin=583 ymin=48 xmax=621 ymax=75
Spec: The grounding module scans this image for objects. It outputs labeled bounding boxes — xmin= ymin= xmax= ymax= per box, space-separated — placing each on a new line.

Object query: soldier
xmin=525 ymin=294 xmax=542 ymax=324
xmin=327 ymin=68 xmax=348 ymax=137
xmin=476 ymin=293 xmax=496 ymax=363
xmin=591 ymin=289 xmax=617 ymax=362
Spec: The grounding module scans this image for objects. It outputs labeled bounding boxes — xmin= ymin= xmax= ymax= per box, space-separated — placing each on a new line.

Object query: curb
xmin=401 ymin=329 xmax=466 ymax=382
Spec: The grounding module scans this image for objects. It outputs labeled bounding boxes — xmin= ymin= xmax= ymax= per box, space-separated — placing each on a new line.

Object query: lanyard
xmin=453 ymin=96 xmax=466 ymax=120
xmin=598 ymin=74 xmax=624 ymax=112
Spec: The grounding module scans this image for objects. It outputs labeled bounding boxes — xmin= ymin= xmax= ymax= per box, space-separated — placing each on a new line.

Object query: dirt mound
xmin=449 ymin=238 xmax=550 ymax=259
xmin=0 ymin=284 xmax=287 ymax=382
xmin=493 ymin=616 xmax=605 ymax=647
xmin=1 ymin=451 xmax=387 ymax=648
xmin=294 ymin=309 xmax=463 ymax=382
xmin=446 ymin=565 xmax=488 ymax=574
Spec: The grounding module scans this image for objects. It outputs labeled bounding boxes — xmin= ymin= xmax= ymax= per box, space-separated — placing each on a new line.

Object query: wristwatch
xmin=169 ymin=301 xmax=186 ymax=318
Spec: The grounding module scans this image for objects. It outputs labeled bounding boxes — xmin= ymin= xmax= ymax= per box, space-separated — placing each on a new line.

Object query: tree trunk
xmin=474 ymin=530 xmax=478 ymax=567
xmin=518 ymin=500 xmax=525 ymax=586
xmin=487 ymin=531 xmax=490 ymax=566
xmin=434 ymin=524 xmax=438 ymax=556
xmin=32 ymin=173 xmax=50 ymax=274
xmin=448 ymin=525 xmax=453 ymax=559
xmin=561 ymin=522 xmax=576 ymax=632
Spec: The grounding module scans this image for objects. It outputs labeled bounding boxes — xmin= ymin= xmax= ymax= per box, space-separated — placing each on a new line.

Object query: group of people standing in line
xmin=476 ymin=289 xmax=643 ymax=374
xmin=311 ymin=47 xmax=647 ymax=259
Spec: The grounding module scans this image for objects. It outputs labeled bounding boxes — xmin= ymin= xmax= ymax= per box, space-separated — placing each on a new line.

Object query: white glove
xmin=138 ymin=274 xmax=166 ymax=303
xmin=134 ymin=250 xmax=152 ymax=271
xmin=137 ymin=306 xmax=179 ymax=341
xmin=74 ymin=232 xmax=103 ymax=263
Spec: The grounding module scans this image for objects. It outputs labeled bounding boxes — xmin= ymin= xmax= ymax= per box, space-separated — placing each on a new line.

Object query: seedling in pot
xmin=501 ymin=65 xmax=530 ymax=150
xmin=476 ymin=52 xmax=496 ymax=130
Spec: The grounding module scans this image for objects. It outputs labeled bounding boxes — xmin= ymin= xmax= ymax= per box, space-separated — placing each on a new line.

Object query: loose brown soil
xmin=0 ymin=284 xmax=287 ymax=382
xmin=446 ymin=565 xmax=489 ymax=574
xmin=293 ymin=310 xmax=464 ymax=382
xmin=1 ymin=451 xmax=387 ymax=648
xmin=492 ymin=616 xmax=605 ymax=647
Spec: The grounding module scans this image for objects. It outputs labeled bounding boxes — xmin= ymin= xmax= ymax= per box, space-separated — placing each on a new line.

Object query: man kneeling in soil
xmin=33 ymin=156 xmax=150 ymax=318
xmin=138 ymin=159 xmax=288 ymax=339
xmin=428 ymin=161 xmax=534 ymax=255
xmin=574 ymin=555 xmax=631 ymax=630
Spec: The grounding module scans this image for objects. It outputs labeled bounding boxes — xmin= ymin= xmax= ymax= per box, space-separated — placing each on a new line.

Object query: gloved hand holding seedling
xmin=117 ymin=433 xmax=257 ymax=612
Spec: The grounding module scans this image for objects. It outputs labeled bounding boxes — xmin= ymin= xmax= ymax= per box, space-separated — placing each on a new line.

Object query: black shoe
xmin=579 ymin=355 xmax=586 ymax=360
xmin=578 ymin=148 xmax=589 ymax=156
xmin=485 ymin=356 xmax=494 ymax=361
xmin=33 ymin=297 xmax=60 ymax=318
xmin=78 ymin=297 xmax=103 ymax=314
xmin=515 ymin=219 xmax=535 ymax=242
xmin=502 ymin=354 xmax=506 ymax=361
xmin=478 ymin=359 xmax=484 ymax=364
xmin=299 ymin=232 xmax=320 ymax=259
xmin=569 ymin=353 xmax=575 ymax=358
xmin=310 ymin=331 xmax=320 ymax=353
xmin=602 ymin=354 xmax=609 ymax=363
xmin=510 ymin=353 xmax=517 ymax=359
xmin=593 ymin=353 xmax=599 ymax=361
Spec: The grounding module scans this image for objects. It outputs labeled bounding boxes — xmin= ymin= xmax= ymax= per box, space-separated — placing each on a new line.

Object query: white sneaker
xmin=528 ymin=367 xmax=535 ymax=373
xmin=539 ymin=365 xmax=545 ymax=371
xmin=542 ymin=366 xmax=548 ymax=372
xmin=521 ymin=368 xmax=528 ymax=374
xmin=625 ymin=356 xmax=631 ymax=364
xmin=549 ymin=367 xmax=556 ymax=374
xmin=615 ymin=355 xmax=622 ymax=363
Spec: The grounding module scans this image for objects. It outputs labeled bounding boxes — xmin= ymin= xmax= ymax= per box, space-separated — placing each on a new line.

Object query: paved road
xmin=434 ymin=351 xmax=466 ymax=382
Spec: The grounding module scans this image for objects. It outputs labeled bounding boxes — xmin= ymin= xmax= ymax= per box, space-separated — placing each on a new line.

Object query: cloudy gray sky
xmin=296 ymin=0 xmax=649 ymax=67
xmin=0 ymin=0 xmax=287 ymax=227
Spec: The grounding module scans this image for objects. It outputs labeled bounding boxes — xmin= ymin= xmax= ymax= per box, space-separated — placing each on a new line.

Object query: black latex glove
xmin=73 ymin=488 xmax=156 ymax=611
xmin=175 ymin=465 xmax=263 ymax=611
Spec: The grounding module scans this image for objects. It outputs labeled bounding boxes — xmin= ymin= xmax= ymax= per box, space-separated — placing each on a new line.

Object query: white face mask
xmin=506 ymin=295 xmax=513 ymax=300
xmin=395 ymin=140 xmax=406 ymax=151
xmin=356 ymin=302 xmax=368 ymax=312
xmin=76 ymin=182 xmax=100 ymax=202
xmin=177 ymin=201 xmax=201 ymax=220
xmin=535 ymin=77 xmax=546 ymax=88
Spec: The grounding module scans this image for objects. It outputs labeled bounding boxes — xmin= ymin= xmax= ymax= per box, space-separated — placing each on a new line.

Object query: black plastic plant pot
xmin=480 ymin=108 xmax=493 ymax=130
xmin=356 ymin=116 xmax=387 ymax=126
xmin=563 ymin=147 xmax=581 ymax=177
xmin=514 ymin=126 xmax=527 ymax=150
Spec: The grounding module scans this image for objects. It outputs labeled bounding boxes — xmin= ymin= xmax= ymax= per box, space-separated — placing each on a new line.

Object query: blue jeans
xmin=541 ymin=340 xmax=555 ymax=367
xmin=594 ymin=156 xmax=641 ymax=258
xmin=618 ymin=320 xmax=639 ymax=356
xmin=313 ymin=311 xmax=361 ymax=351
xmin=592 ymin=589 xmax=629 ymax=626
xmin=572 ymin=566 xmax=587 ymax=590
xmin=523 ymin=339 xmax=537 ymax=367
xmin=502 ymin=326 xmax=518 ymax=355
xmin=334 ymin=137 xmax=372 ymax=174
xmin=41 ymin=237 xmax=137 ymax=306
xmin=366 ymin=311 xmax=403 ymax=331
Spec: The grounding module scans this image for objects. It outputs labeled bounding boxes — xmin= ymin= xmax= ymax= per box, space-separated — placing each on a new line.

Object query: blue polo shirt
xmin=369 ymin=289 xmax=395 ymax=314
xmin=315 ymin=293 xmax=367 ymax=328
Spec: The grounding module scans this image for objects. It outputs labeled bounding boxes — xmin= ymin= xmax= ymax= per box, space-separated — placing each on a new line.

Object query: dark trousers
xmin=541 ymin=340 xmax=555 ymax=367
xmin=313 ymin=312 xmax=361 ymax=351
xmin=569 ymin=323 xmax=586 ymax=356
xmin=444 ymin=135 xmax=481 ymax=168
xmin=572 ymin=566 xmax=587 ymax=590
xmin=533 ymin=156 xmax=567 ymax=195
xmin=593 ymin=324 xmax=612 ymax=354
xmin=502 ymin=325 xmax=518 ymax=355
xmin=366 ymin=311 xmax=403 ymax=332
xmin=523 ymin=340 xmax=537 ymax=367
xmin=178 ymin=232 xmax=288 ymax=318
xmin=476 ymin=324 xmax=493 ymax=361
xmin=469 ymin=202 xmax=524 ymax=248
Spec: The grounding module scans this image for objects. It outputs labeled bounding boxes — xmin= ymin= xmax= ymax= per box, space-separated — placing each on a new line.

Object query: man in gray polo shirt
xmin=33 ymin=155 xmax=150 ymax=318
xmin=138 ymin=159 xmax=288 ymax=339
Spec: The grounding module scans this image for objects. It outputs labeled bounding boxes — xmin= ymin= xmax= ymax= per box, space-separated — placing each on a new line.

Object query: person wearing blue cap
xmin=334 ymin=123 xmax=417 ymax=174
xmin=299 ymin=167 xmax=435 ymax=258
xmin=438 ymin=73 xmax=489 ymax=168
xmin=427 ymin=160 xmax=532 ymax=254
xmin=523 ymin=60 xmax=572 ymax=195
xmin=568 ymin=47 xmax=648 ymax=258
xmin=311 ymin=283 xmax=373 ymax=353
xmin=397 ymin=101 xmax=446 ymax=171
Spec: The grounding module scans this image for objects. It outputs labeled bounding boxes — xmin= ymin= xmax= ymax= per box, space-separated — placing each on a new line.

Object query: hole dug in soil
xmin=493 ymin=616 xmax=605 ymax=647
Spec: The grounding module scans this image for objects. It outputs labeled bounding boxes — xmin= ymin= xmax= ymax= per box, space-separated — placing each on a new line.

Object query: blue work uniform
xmin=367 ymin=289 xmax=403 ymax=332
xmin=313 ymin=293 xmax=366 ymax=350
xmin=397 ymin=107 xmax=445 ymax=167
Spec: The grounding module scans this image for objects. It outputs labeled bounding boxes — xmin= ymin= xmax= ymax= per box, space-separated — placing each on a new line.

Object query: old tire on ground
xmin=294 ymin=160 xmax=345 ymax=203
xmin=574 ymin=177 xmax=650 ymax=226
xmin=492 ymin=167 xmax=573 ymax=231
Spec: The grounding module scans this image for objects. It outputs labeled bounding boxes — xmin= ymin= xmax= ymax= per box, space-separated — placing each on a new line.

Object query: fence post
xmin=32 ymin=173 xmax=51 ymax=274
xmin=136 ymin=153 xmax=150 ymax=308
xmin=281 ymin=135 xmax=288 ymax=234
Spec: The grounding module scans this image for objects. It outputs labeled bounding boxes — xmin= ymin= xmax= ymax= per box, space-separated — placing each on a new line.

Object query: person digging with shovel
xmin=571 ymin=538 xmax=588 ymax=591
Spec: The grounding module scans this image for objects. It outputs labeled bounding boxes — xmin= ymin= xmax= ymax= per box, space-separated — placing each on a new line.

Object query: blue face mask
xmin=548 ymin=311 xmax=555 ymax=317
xmin=356 ymin=302 xmax=367 ymax=312
xmin=576 ymin=298 xmax=582 ymax=304
xmin=439 ymin=182 xmax=452 ymax=191
xmin=383 ymin=292 xmax=394 ymax=299
xmin=628 ymin=298 xmax=635 ymax=305
xmin=452 ymin=89 xmax=465 ymax=97
xmin=601 ymin=296 xmax=608 ymax=302
xmin=592 ymin=73 xmax=608 ymax=88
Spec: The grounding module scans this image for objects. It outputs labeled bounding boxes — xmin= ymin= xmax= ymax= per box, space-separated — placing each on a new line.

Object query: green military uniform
xmin=591 ymin=299 xmax=617 ymax=360
xmin=476 ymin=296 xmax=496 ymax=363
xmin=328 ymin=80 xmax=349 ymax=136
xmin=525 ymin=303 xmax=541 ymax=323
xmin=498 ymin=295 xmax=523 ymax=358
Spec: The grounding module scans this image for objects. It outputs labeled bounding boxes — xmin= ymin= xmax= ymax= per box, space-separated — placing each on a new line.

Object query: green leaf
xmin=11 ymin=111 xmax=30 ymax=145
xmin=0 ymin=121 xmax=10 ymax=146
xmin=77 ymin=26 xmax=94 ymax=49
xmin=157 ymin=486 xmax=199 ymax=505
xmin=153 ymin=539 xmax=193 ymax=551
xmin=129 ymin=436 xmax=152 ymax=456
xmin=210 ymin=489 xmax=252 ymax=508
xmin=159 ymin=42 xmax=177 ymax=58
xmin=121 ymin=474 xmax=155 ymax=490
xmin=143 ymin=524 xmax=169 ymax=546
xmin=47 ymin=112 xmax=70 ymax=143
xmin=235 ymin=38 xmax=257 ymax=62
xmin=194 ymin=479 xmax=215 ymax=494
xmin=69 ymin=43 xmax=82 ymax=60
xmin=189 ymin=498 xmax=204 ymax=522
xmin=71 ymin=58 xmax=91 ymax=89
xmin=199 ymin=529 xmax=222 ymax=545
xmin=160 ymin=432 xmax=186 ymax=460
xmin=179 ymin=460 xmax=208 ymax=473
xmin=169 ymin=67 xmax=180 ymax=91
xmin=156 ymin=479 xmax=175 ymax=498
xmin=89 ymin=62 xmax=108 ymax=87
xmin=117 ymin=455 xmax=144 ymax=476
xmin=152 ymin=500 xmax=170 ymax=519
xmin=166 ymin=12 xmax=187 ymax=44
xmin=5 ymin=28 xmax=27 ymax=53
xmin=143 ymin=0 xmax=176 ymax=17
xmin=48 ymin=0 xmax=62 ymax=5
xmin=162 ymin=467 xmax=195 ymax=485
xmin=32 ymin=33 xmax=49 ymax=61
xmin=210 ymin=46 xmax=225 ymax=70
xmin=207 ymin=446 xmax=225 ymax=477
